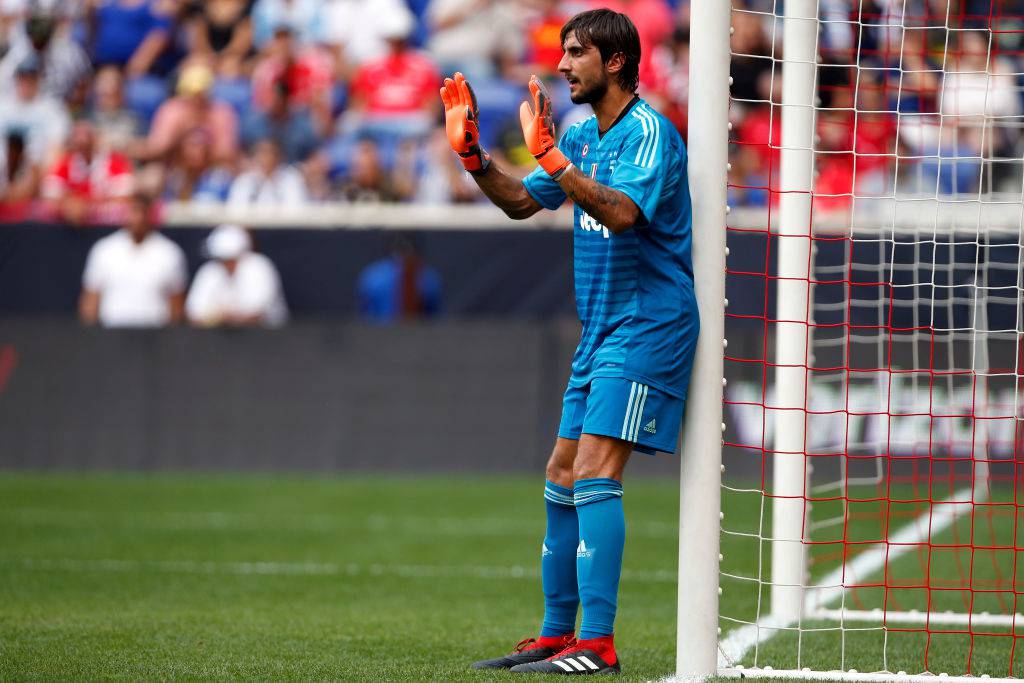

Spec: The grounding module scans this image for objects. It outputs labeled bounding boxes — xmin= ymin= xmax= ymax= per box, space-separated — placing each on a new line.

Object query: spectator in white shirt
xmin=321 ymin=0 xmax=415 ymax=67
xmin=0 ymin=8 xmax=91 ymax=100
xmin=186 ymin=223 xmax=289 ymax=327
xmin=0 ymin=53 xmax=70 ymax=201
xmin=227 ymin=137 xmax=309 ymax=208
xmin=79 ymin=194 xmax=187 ymax=327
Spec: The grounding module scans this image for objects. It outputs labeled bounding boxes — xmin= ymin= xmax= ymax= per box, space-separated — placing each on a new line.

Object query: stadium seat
xmin=124 ymin=75 xmax=170 ymax=128
xmin=211 ymin=78 xmax=253 ymax=118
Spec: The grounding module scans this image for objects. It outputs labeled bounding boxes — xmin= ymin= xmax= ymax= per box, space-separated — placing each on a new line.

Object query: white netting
xmin=718 ymin=1 xmax=1024 ymax=679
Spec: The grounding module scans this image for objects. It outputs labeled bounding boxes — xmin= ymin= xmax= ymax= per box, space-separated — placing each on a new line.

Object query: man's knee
xmin=573 ymin=435 xmax=631 ymax=482
xmin=546 ymin=438 xmax=577 ymax=487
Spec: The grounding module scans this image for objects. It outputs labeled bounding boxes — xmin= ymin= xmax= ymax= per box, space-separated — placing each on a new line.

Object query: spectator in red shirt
xmin=343 ymin=11 xmax=440 ymax=147
xmin=252 ymin=25 xmax=333 ymax=112
xmin=42 ymin=119 xmax=134 ymax=225
xmin=593 ymin=0 xmax=672 ymax=90
xmin=521 ymin=0 xmax=566 ymax=77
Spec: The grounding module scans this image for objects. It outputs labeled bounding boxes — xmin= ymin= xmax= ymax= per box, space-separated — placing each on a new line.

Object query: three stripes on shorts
xmin=620 ymin=381 xmax=649 ymax=442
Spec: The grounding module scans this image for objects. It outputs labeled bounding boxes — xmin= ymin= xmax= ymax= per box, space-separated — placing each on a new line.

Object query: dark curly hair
xmin=560 ymin=9 xmax=641 ymax=94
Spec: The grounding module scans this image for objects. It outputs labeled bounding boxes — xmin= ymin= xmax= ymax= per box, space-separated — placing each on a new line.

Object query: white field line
xmin=0 ymin=508 xmax=679 ymax=539
xmin=0 ymin=556 xmax=678 ymax=584
xmin=716 ymin=487 xmax=976 ymax=671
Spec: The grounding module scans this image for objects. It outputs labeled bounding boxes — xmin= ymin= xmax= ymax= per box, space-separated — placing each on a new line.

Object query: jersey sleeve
xmin=521 ymin=125 xmax=578 ymax=210
xmin=522 ymin=166 xmax=566 ymax=210
xmin=608 ymin=111 xmax=672 ymax=226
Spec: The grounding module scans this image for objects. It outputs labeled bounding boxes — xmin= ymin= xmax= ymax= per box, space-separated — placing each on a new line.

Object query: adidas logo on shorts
xmin=644 ymin=418 xmax=657 ymax=434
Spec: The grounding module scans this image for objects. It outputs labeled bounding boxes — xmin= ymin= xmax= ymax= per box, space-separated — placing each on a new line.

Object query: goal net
xmin=713 ymin=0 xmax=1024 ymax=680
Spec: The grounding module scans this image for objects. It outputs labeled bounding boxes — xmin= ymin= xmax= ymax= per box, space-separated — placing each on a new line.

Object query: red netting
xmin=718 ymin=1 xmax=1024 ymax=678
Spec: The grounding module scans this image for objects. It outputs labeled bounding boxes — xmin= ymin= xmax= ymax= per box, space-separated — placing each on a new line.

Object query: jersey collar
xmin=598 ymin=94 xmax=641 ymax=139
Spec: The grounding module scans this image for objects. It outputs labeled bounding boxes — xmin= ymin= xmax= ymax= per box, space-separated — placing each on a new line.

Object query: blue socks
xmin=540 ymin=478 xmax=626 ymax=639
xmin=574 ymin=478 xmax=625 ymax=639
xmin=541 ymin=481 xmax=580 ymax=636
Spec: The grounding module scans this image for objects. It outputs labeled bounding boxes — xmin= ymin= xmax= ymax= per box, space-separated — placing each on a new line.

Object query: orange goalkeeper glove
xmin=519 ymin=75 xmax=570 ymax=180
xmin=440 ymin=72 xmax=491 ymax=175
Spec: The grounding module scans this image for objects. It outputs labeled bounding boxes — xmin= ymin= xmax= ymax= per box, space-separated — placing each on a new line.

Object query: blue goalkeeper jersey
xmin=522 ymin=97 xmax=698 ymax=399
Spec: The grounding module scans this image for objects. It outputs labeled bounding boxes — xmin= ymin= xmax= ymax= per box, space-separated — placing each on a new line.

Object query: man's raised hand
xmin=519 ymin=75 xmax=570 ymax=180
xmin=440 ymin=72 xmax=491 ymax=175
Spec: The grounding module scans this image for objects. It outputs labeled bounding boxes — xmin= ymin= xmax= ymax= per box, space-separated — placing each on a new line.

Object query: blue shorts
xmin=557 ymin=377 xmax=684 ymax=455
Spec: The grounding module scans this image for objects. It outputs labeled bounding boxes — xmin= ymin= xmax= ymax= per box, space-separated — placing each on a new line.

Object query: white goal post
xmin=678 ymin=1 xmax=1024 ymax=681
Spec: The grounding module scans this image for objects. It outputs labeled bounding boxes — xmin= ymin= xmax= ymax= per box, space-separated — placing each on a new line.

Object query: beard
xmin=569 ymin=74 xmax=609 ymax=105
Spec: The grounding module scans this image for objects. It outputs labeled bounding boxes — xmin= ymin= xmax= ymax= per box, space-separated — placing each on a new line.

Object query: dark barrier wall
xmin=0 ymin=223 xmax=578 ymax=317
xmin=3 ymin=224 xmax=1019 ymax=331
xmin=0 ymin=319 xmax=586 ymax=472
xmin=2 ymin=318 xmax=1011 ymax=477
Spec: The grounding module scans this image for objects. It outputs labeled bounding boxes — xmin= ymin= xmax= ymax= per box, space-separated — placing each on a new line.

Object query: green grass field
xmin=2 ymin=473 xmax=1021 ymax=681
xmin=0 ymin=473 xmax=680 ymax=682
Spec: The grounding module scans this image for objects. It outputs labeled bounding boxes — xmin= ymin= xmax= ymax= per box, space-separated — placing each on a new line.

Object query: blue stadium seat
xmin=211 ymin=78 xmax=253 ymax=118
xmin=470 ymin=77 xmax=522 ymax=150
xmin=124 ymin=75 xmax=170 ymax=128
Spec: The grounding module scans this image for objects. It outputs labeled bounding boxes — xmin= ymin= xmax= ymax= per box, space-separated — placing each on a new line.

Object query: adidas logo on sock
xmin=644 ymin=418 xmax=657 ymax=434
xmin=577 ymin=539 xmax=593 ymax=559
xmin=542 ymin=543 xmax=552 ymax=557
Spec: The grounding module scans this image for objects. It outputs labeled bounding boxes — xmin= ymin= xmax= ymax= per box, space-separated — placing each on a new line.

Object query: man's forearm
xmin=556 ymin=165 xmax=639 ymax=234
xmin=471 ymin=164 xmax=541 ymax=220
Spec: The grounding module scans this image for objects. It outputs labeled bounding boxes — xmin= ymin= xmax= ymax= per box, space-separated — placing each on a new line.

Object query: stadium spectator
xmin=520 ymin=0 xmax=567 ymax=77
xmin=161 ymin=128 xmax=233 ymax=201
xmin=250 ymin=24 xmax=335 ymax=133
xmin=89 ymin=65 xmax=142 ymax=153
xmin=136 ymin=61 xmax=239 ymax=163
xmin=241 ymin=76 xmax=320 ymax=163
xmin=251 ymin=0 xmax=324 ymax=50
xmin=227 ymin=137 xmax=309 ymax=206
xmin=594 ymin=0 xmax=672 ymax=89
xmin=342 ymin=10 xmax=439 ymax=153
xmin=649 ymin=26 xmax=688 ymax=135
xmin=728 ymin=6 xmax=772 ymax=105
xmin=185 ymin=0 xmax=254 ymax=61
xmin=186 ymin=223 xmax=288 ymax=327
xmin=0 ymin=7 xmax=91 ymax=101
xmin=0 ymin=1 xmax=26 ymax=54
xmin=0 ymin=54 xmax=71 ymax=171
xmin=411 ymin=126 xmax=478 ymax=204
xmin=0 ymin=130 xmax=39 ymax=208
xmin=79 ymin=193 xmax=187 ymax=327
xmin=337 ymin=138 xmax=399 ymax=202
xmin=42 ymin=119 xmax=134 ymax=225
xmin=357 ymin=232 xmax=442 ymax=322
xmin=320 ymin=0 xmax=416 ymax=68
xmin=940 ymin=30 xmax=1020 ymax=155
xmin=426 ymin=0 xmax=523 ymax=82
xmin=88 ymin=0 xmax=175 ymax=77
xmin=302 ymin=148 xmax=337 ymax=200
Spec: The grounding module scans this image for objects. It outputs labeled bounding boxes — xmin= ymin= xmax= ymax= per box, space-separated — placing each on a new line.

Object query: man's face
xmin=558 ymin=31 xmax=609 ymax=105
xmin=254 ymin=141 xmax=280 ymax=175
xmin=126 ymin=202 xmax=152 ymax=240
xmin=70 ymin=122 xmax=95 ymax=155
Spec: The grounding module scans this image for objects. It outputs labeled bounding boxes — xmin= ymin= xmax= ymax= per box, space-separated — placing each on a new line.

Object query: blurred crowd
xmin=729 ymin=0 xmax=1024 ymax=210
xmin=0 ymin=0 xmax=688 ymax=225
xmin=0 ymin=0 xmax=1019 ymax=226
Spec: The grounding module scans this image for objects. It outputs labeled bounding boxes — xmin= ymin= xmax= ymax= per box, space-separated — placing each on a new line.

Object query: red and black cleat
xmin=509 ymin=635 xmax=620 ymax=675
xmin=471 ymin=634 xmax=576 ymax=670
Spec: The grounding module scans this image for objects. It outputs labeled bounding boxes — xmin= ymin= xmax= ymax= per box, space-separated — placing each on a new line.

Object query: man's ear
xmin=606 ymin=52 xmax=625 ymax=75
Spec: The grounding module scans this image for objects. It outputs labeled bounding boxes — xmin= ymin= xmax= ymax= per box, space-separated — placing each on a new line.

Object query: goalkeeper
xmin=442 ymin=8 xmax=697 ymax=676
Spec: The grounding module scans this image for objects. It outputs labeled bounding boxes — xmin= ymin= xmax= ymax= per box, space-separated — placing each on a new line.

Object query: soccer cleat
xmin=471 ymin=634 xmax=576 ymax=670
xmin=508 ymin=636 xmax=620 ymax=675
